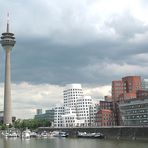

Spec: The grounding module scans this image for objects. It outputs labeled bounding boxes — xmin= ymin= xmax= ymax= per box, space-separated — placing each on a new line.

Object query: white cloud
xmin=0 ymin=82 xmax=63 ymax=119
xmin=83 ymin=85 xmax=111 ymax=99
xmin=82 ymin=62 xmax=148 ymax=79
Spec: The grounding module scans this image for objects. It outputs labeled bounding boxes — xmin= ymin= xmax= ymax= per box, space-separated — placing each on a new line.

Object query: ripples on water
xmin=0 ymin=138 xmax=148 ymax=148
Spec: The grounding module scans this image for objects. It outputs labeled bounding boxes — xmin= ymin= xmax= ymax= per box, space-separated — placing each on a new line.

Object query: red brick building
xmin=122 ymin=76 xmax=142 ymax=94
xmin=112 ymin=76 xmax=142 ymax=125
xmin=112 ymin=80 xmax=123 ymax=102
xmin=96 ymin=109 xmax=115 ymax=126
xmin=100 ymin=100 xmax=113 ymax=110
xmin=112 ymin=76 xmax=142 ymax=102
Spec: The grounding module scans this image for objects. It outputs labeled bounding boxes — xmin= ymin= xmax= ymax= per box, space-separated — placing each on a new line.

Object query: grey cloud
xmin=106 ymin=12 xmax=148 ymax=39
xmin=0 ymin=0 xmax=148 ymax=86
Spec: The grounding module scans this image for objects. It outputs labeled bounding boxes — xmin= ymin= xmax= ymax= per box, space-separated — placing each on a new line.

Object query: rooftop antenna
xmin=7 ymin=12 xmax=9 ymax=33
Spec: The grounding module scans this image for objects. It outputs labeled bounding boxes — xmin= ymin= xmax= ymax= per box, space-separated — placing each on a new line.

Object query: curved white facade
xmin=63 ymin=84 xmax=83 ymax=114
xmin=54 ymin=84 xmax=97 ymax=127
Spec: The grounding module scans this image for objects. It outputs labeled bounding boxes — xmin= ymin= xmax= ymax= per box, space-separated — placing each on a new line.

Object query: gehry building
xmin=53 ymin=84 xmax=96 ymax=127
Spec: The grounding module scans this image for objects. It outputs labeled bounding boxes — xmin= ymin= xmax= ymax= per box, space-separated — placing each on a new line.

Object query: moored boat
xmin=40 ymin=131 xmax=48 ymax=138
xmin=50 ymin=131 xmax=69 ymax=137
xmin=77 ymin=131 xmax=104 ymax=139
xmin=21 ymin=129 xmax=31 ymax=139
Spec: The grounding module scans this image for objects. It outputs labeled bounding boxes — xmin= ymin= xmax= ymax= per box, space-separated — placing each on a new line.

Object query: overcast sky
xmin=0 ymin=0 xmax=148 ymax=119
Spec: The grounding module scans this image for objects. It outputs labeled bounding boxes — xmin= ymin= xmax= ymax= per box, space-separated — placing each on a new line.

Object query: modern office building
xmin=119 ymin=98 xmax=148 ymax=126
xmin=142 ymin=79 xmax=148 ymax=90
xmin=0 ymin=16 xmax=16 ymax=125
xmin=36 ymin=109 xmax=42 ymax=115
xmin=34 ymin=109 xmax=54 ymax=123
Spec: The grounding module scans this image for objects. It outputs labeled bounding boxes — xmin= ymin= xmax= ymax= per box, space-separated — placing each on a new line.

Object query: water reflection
xmin=3 ymin=138 xmax=11 ymax=148
xmin=1 ymin=137 xmax=148 ymax=148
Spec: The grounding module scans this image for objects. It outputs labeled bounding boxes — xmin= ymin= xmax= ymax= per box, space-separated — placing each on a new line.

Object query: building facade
xmin=112 ymin=76 xmax=142 ymax=102
xmin=100 ymin=100 xmax=113 ymax=110
xmin=122 ymin=76 xmax=141 ymax=94
xmin=119 ymin=98 xmax=148 ymax=126
xmin=34 ymin=109 xmax=54 ymax=123
xmin=54 ymin=106 xmax=64 ymax=127
xmin=136 ymin=90 xmax=148 ymax=99
xmin=36 ymin=109 xmax=42 ymax=115
xmin=112 ymin=76 xmax=142 ymax=125
xmin=96 ymin=100 xmax=115 ymax=127
xmin=96 ymin=109 xmax=115 ymax=126
xmin=142 ymin=79 xmax=148 ymax=90
xmin=112 ymin=80 xmax=123 ymax=102
xmin=54 ymin=84 xmax=97 ymax=127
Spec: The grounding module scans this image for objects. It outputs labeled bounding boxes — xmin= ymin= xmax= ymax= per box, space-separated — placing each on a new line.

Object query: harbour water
xmin=0 ymin=137 xmax=148 ymax=148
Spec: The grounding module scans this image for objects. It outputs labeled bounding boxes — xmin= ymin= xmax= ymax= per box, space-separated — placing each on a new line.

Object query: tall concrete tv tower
xmin=0 ymin=14 xmax=16 ymax=125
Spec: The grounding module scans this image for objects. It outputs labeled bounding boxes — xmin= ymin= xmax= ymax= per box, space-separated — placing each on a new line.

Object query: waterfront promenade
xmin=38 ymin=126 xmax=148 ymax=140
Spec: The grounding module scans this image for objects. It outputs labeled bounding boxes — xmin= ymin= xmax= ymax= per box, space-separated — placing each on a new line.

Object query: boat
xmin=30 ymin=132 xmax=38 ymax=138
xmin=21 ymin=129 xmax=31 ymax=139
xmin=40 ymin=131 xmax=48 ymax=138
xmin=9 ymin=132 xmax=18 ymax=138
xmin=59 ymin=131 xmax=69 ymax=137
xmin=1 ymin=131 xmax=18 ymax=138
xmin=50 ymin=131 xmax=68 ymax=137
xmin=93 ymin=133 xmax=104 ymax=139
xmin=77 ymin=132 xmax=104 ymax=139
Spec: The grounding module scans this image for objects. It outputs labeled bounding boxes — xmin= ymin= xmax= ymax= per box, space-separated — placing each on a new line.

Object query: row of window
xmin=124 ymin=114 xmax=148 ymax=119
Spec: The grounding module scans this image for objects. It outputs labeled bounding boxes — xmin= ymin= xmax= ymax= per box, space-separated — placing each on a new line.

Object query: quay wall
xmin=38 ymin=126 xmax=148 ymax=140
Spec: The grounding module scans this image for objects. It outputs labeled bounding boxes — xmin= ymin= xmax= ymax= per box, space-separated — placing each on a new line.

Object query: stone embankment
xmin=38 ymin=126 xmax=148 ymax=140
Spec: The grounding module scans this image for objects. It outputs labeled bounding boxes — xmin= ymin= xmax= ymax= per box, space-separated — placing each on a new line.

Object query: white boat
xmin=1 ymin=132 xmax=9 ymax=138
xmin=21 ymin=129 xmax=31 ymax=139
xmin=30 ymin=132 xmax=38 ymax=138
xmin=50 ymin=131 xmax=68 ymax=137
xmin=59 ymin=132 xmax=69 ymax=137
xmin=40 ymin=131 xmax=48 ymax=138
xmin=9 ymin=132 xmax=18 ymax=138
xmin=77 ymin=132 xmax=104 ymax=139
xmin=1 ymin=131 xmax=18 ymax=138
xmin=50 ymin=131 xmax=59 ymax=137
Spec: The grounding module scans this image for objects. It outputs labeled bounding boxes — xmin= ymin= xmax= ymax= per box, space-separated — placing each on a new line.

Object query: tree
xmin=13 ymin=119 xmax=51 ymax=130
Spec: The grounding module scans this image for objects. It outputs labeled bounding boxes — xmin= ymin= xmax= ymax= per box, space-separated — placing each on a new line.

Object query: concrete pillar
xmin=4 ymin=48 xmax=12 ymax=125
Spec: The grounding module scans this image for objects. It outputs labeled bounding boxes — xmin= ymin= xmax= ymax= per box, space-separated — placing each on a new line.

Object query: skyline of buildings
xmin=34 ymin=76 xmax=148 ymax=127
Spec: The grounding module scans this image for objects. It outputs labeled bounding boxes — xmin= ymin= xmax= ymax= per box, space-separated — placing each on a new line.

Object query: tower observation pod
xmin=0 ymin=14 xmax=16 ymax=125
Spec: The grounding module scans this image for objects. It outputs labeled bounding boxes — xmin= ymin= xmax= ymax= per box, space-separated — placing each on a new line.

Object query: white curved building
xmin=62 ymin=84 xmax=95 ymax=127
xmin=54 ymin=84 xmax=97 ymax=127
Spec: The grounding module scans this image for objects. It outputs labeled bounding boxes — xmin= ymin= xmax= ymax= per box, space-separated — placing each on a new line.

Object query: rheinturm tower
xmin=0 ymin=16 xmax=16 ymax=125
